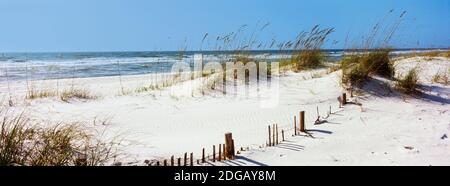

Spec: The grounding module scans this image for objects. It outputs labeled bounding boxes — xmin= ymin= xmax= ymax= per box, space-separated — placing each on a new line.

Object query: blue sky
xmin=0 ymin=0 xmax=448 ymax=52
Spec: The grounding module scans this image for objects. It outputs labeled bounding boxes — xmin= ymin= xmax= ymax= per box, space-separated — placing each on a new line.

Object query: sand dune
xmin=1 ymin=57 xmax=449 ymax=165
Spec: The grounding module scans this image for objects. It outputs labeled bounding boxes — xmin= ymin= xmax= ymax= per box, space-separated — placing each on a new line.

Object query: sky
xmin=0 ymin=0 xmax=448 ymax=52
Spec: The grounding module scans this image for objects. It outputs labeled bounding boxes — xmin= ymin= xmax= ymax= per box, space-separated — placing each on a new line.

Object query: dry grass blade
xmin=0 ymin=107 xmax=121 ymax=166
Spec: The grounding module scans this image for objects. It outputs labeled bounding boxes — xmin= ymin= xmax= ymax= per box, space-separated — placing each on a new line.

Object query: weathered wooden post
xmin=202 ymin=148 xmax=205 ymax=163
xmin=177 ymin=157 xmax=181 ymax=166
xmin=342 ymin=93 xmax=347 ymax=105
xmin=268 ymin=126 xmax=272 ymax=146
xmin=156 ymin=161 xmax=160 ymax=166
xmin=294 ymin=116 xmax=297 ymax=135
xmin=276 ymin=124 xmax=279 ymax=145
xmin=317 ymin=106 xmax=320 ymax=118
xmin=231 ymin=140 xmax=235 ymax=158
xmin=163 ymin=159 xmax=167 ymax=166
xmin=225 ymin=133 xmax=235 ymax=159
xmin=184 ymin=153 xmax=187 ymax=166
xmin=218 ymin=144 xmax=222 ymax=161
xmin=300 ymin=111 xmax=306 ymax=132
xmin=190 ymin=153 xmax=194 ymax=166
xmin=222 ymin=144 xmax=226 ymax=160
xmin=171 ymin=156 xmax=174 ymax=166
xmin=282 ymin=130 xmax=285 ymax=141
xmin=272 ymin=124 xmax=275 ymax=146
xmin=213 ymin=145 xmax=216 ymax=162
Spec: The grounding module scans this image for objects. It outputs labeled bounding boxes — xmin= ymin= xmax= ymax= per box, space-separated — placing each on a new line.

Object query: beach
xmin=1 ymin=53 xmax=449 ymax=165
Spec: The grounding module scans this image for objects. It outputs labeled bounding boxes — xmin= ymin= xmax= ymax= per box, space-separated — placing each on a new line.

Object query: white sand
xmin=1 ymin=57 xmax=449 ymax=165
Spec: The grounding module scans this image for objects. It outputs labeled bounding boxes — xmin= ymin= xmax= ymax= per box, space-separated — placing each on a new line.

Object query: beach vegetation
xmin=396 ymin=68 xmax=419 ymax=94
xmin=60 ymin=88 xmax=97 ymax=102
xmin=291 ymin=26 xmax=334 ymax=71
xmin=432 ymin=71 xmax=449 ymax=85
xmin=341 ymin=50 xmax=394 ymax=87
xmin=27 ymin=87 xmax=57 ymax=100
xmin=0 ymin=107 xmax=120 ymax=166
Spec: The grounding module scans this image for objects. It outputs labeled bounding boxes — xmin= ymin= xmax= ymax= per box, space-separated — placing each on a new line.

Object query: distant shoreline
xmin=1 ymin=47 xmax=448 ymax=55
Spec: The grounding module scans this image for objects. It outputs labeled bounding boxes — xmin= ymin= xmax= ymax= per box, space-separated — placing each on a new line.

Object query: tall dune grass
xmin=341 ymin=49 xmax=395 ymax=86
xmin=291 ymin=26 xmax=334 ymax=71
xmin=396 ymin=68 xmax=419 ymax=94
xmin=0 ymin=107 xmax=120 ymax=166
xmin=341 ymin=11 xmax=406 ymax=88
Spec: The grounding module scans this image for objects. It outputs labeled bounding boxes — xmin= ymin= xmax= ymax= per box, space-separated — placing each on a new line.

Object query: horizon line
xmin=1 ymin=47 xmax=449 ymax=54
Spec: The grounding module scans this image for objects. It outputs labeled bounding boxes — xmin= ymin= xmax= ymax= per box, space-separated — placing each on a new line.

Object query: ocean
xmin=0 ymin=49 xmax=443 ymax=82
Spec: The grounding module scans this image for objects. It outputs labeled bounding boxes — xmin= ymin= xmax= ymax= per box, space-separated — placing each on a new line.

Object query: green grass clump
xmin=360 ymin=50 xmax=394 ymax=78
xmin=0 ymin=112 xmax=32 ymax=166
xmin=60 ymin=88 xmax=97 ymax=102
xmin=290 ymin=27 xmax=334 ymax=71
xmin=27 ymin=88 xmax=57 ymax=100
xmin=396 ymin=68 xmax=419 ymax=94
xmin=432 ymin=71 xmax=449 ymax=85
xmin=341 ymin=50 xmax=395 ymax=87
xmin=292 ymin=49 xmax=324 ymax=71
xmin=135 ymin=85 xmax=157 ymax=93
xmin=0 ymin=108 xmax=120 ymax=166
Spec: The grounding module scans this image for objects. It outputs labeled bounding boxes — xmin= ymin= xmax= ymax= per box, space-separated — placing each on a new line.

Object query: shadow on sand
xmin=359 ymin=77 xmax=449 ymax=104
xmin=221 ymin=156 xmax=269 ymax=166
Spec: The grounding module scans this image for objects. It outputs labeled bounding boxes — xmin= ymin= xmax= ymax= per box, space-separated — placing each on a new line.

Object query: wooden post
xmin=202 ymin=148 xmax=205 ymax=163
xmin=225 ymin=133 xmax=235 ymax=159
xmin=218 ymin=144 xmax=222 ymax=161
xmin=197 ymin=159 xmax=200 ymax=165
xmin=213 ymin=145 xmax=216 ymax=162
xmin=272 ymin=124 xmax=275 ymax=146
xmin=342 ymin=93 xmax=347 ymax=105
xmin=317 ymin=106 xmax=320 ymax=118
xmin=178 ymin=158 xmax=181 ymax=166
xmin=276 ymin=124 xmax=279 ymax=145
xmin=190 ymin=153 xmax=194 ymax=166
xmin=231 ymin=139 xmax=235 ymax=159
xmin=171 ymin=156 xmax=174 ymax=166
xmin=294 ymin=116 xmax=297 ymax=135
xmin=282 ymin=130 xmax=285 ymax=141
xmin=184 ymin=153 xmax=187 ymax=166
xmin=222 ymin=144 xmax=226 ymax=160
xmin=156 ymin=161 xmax=160 ymax=166
xmin=164 ymin=159 xmax=167 ymax=166
xmin=300 ymin=111 xmax=305 ymax=132
xmin=268 ymin=125 xmax=272 ymax=146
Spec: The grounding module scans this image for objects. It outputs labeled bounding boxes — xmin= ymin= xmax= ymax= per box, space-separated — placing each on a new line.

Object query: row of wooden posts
xmin=267 ymin=110 xmax=305 ymax=146
xmin=152 ymin=93 xmax=347 ymax=166
xmin=268 ymin=93 xmax=348 ymax=147
xmin=152 ymin=132 xmax=236 ymax=166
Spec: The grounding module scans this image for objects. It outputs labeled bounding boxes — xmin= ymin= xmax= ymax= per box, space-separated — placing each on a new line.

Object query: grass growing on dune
xmin=432 ymin=70 xmax=449 ymax=85
xmin=396 ymin=68 xmax=419 ymax=94
xmin=291 ymin=26 xmax=334 ymax=71
xmin=60 ymin=88 xmax=97 ymax=102
xmin=341 ymin=10 xmax=406 ymax=88
xmin=341 ymin=50 xmax=395 ymax=87
xmin=27 ymin=87 xmax=57 ymax=100
xmin=0 ymin=107 xmax=121 ymax=166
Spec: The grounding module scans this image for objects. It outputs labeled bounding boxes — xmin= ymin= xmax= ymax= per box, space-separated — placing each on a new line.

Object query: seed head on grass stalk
xmin=291 ymin=26 xmax=335 ymax=71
